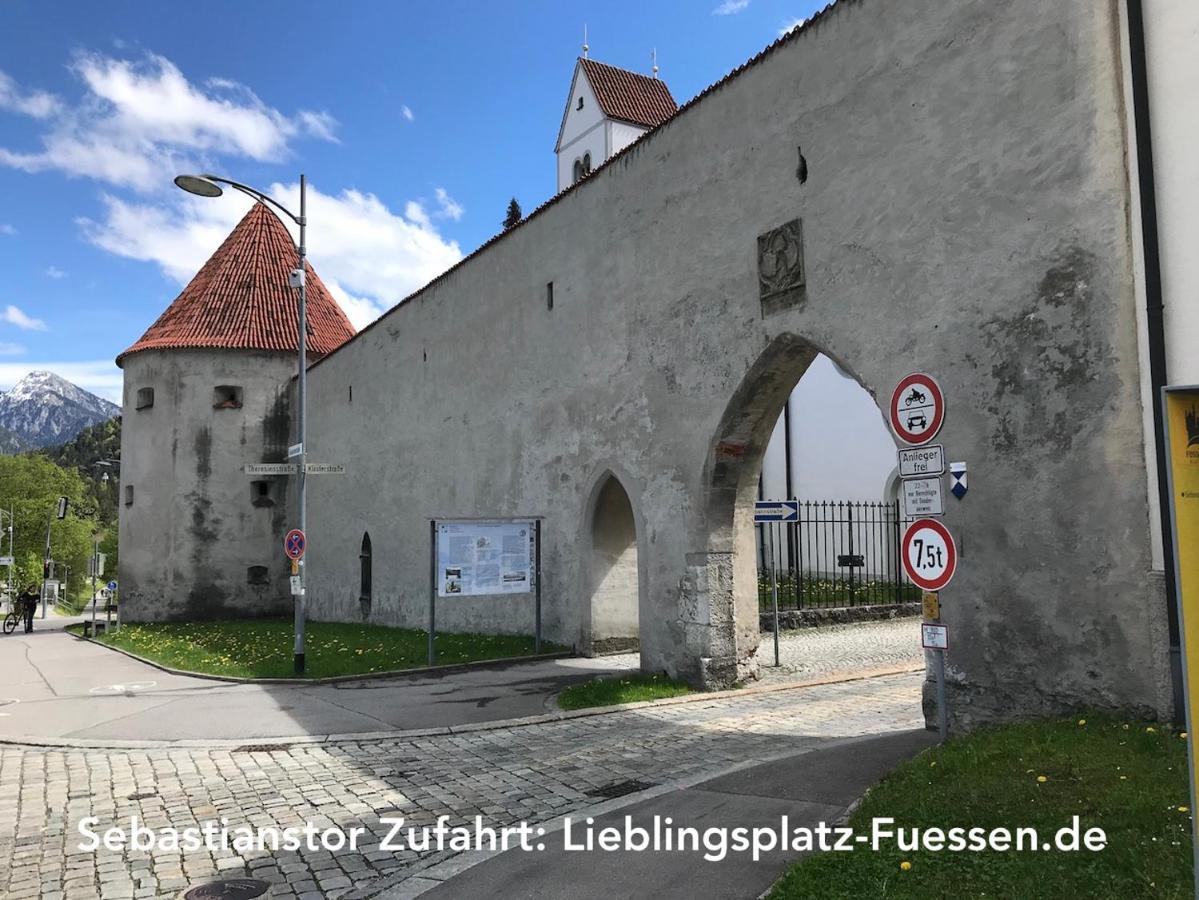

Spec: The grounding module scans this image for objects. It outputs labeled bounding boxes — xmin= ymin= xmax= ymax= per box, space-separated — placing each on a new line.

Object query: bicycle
xmin=2 ymin=608 xmax=17 ymax=634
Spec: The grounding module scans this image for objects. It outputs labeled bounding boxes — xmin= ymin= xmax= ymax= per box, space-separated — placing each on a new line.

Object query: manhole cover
xmin=90 ymin=681 xmax=157 ymax=695
xmin=183 ymin=878 xmax=271 ymax=899
xmin=585 ymin=779 xmax=657 ymax=800
xmin=232 ymin=743 xmax=293 ymax=753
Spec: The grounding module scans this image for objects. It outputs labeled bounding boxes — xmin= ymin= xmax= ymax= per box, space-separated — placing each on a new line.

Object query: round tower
xmin=116 ymin=202 xmax=355 ymax=622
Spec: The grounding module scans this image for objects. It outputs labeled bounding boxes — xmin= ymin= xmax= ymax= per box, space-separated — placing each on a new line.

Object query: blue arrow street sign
xmin=754 ymin=500 xmax=800 ymax=523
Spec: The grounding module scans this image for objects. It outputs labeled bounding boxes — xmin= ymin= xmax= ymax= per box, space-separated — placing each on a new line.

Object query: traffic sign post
xmin=902 ymin=518 xmax=957 ymax=591
xmin=754 ymin=501 xmax=794 ymax=666
xmin=284 ymin=529 xmax=306 ymax=561
xmin=890 ymin=373 xmax=945 ymax=445
xmin=754 ymin=500 xmax=799 ymax=523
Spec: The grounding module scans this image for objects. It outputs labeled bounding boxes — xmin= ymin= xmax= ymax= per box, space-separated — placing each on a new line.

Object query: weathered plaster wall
xmin=119 ymin=349 xmax=296 ymax=621
xmin=302 ymin=0 xmax=1169 ymax=724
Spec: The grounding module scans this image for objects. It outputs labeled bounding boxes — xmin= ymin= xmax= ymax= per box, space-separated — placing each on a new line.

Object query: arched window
xmin=582 ymin=152 xmax=592 ymax=176
xmin=573 ymin=159 xmax=583 ymax=183
xmin=359 ymin=532 xmax=372 ymax=619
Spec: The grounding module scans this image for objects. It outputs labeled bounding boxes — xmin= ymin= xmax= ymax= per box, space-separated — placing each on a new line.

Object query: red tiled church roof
xmin=117 ymin=202 xmax=356 ymax=365
xmin=579 ymin=58 xmax=678 ymax=129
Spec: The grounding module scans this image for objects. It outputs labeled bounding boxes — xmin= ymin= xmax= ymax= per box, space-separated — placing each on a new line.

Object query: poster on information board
xmin=435 ymin=520 xmax=537 ymax=597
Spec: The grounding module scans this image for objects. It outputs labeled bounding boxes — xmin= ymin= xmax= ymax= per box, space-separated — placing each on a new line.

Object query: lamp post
xmin=175 ymin=173 xmax=309 ymax=675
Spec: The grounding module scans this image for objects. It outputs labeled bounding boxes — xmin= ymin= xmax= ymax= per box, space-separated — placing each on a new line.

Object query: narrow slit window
xmin=135 ymin=387 xmax=154 ymax=410
xmin=546 ymin=281 xmax=554 ymax=311
xmin=124 ymin=485 xmax=134 ymax=507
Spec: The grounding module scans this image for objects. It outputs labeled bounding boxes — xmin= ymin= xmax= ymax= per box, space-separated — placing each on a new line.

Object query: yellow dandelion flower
xmin=1182 ymin=733 xmax=1189 ymax=740
xmin=1147 ymin=727 xmax=1157 ymax=734
xmin=900 ymin=861 xmax=912 ymax=871
xmin=1037 ymin=775 xmax=1048 ymax=783
xmin=1180 ymin=807 xmax=1189 ymax=813
xmin=1077 ymin=719 xmax=1086 ymax=726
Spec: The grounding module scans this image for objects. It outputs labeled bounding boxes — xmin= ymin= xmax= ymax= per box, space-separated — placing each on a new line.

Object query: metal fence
xmin=756 ymin=500 xmax=920 ymax=610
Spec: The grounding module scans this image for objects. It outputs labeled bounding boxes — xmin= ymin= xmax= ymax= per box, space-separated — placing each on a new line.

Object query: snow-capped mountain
xmin=0 ymin=371 xmax=119 ymax=449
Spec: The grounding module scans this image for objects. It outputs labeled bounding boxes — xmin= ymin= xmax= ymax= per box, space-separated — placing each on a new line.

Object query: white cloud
xmin=0 ymin=53 xmax=339 ymax=191
xmin=80 ymin=181 xmax=464 ymax=330
xmin=297 ymin=109 xmax=339 ymax=143
xmin=45 ymin=266 xmax=66 ymax=279
xmin=2 ymin=305 xmax=47 ymax=331
xmin=0 ymin=342 xmax=25 ymax=356
xmin=434 ymin=187 xmax=464 ymax=221
xmin=401 ymin=104 xmax=414 ymax=122
xmin=0 ymin=361 xmax=121 ymax=403
xmin=0 ymin=224 xmax=14 ymax=235
xmin=0 ymin=70 xmax=61 ymax=118
xmin=779 ymin=17 xmax=806 ymax=36
xmin=713 ymin=0 xmax=750 ymax=14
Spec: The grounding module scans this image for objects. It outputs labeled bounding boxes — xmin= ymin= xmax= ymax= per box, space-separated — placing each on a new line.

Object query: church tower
xmin=116 ymin=203 xmax=355 ymax=622
xmin=555 ymin=55 xmax=678 ymax=192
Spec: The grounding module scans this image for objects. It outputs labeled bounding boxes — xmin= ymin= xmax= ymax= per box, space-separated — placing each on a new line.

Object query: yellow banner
xmin=1165 ymin=386 xmax=1199 ymax=889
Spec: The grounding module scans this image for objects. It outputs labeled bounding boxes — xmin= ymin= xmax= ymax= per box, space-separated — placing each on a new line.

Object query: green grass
xmin=557 ymin=672 xmax=695 ymax=710
xmin=770 ymin=715 xmax=1193 ymax=899
xmin=74 ymin=618 xmax=565 ymax=679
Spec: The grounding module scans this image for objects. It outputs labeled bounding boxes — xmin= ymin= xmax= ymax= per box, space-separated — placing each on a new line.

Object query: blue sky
xmin=0 ymin=0 xmax=825 ymax=402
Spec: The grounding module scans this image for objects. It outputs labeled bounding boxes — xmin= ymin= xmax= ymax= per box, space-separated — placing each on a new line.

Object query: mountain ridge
xmin=0 ymin=371 xmax=120 ymax=450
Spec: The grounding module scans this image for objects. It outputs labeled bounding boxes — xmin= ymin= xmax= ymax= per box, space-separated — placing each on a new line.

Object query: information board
xmin=436 ymin=520 xmax=536 ymax=597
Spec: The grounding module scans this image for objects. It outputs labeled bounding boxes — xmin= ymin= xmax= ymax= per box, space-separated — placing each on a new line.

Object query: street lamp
xmin=175 ymin=172 xmax=310 ymax=675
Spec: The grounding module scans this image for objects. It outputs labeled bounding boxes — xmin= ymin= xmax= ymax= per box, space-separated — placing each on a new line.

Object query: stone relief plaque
xmin=757 ymin=218 xmax=806 ymax=315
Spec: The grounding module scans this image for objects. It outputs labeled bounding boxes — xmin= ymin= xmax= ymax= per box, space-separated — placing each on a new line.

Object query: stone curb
xmin=0 ymin=664 xmax=922 ymax=751
xmin=64 ymin=627 xmax=573 ymax=685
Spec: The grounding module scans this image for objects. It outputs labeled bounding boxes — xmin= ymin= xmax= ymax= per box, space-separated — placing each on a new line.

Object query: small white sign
xmin=287 ymin=443 xmax=304 ymax=459
xmin=902 ymin=477 xmax=945 ymax=517
xmin=898 ymin=444 xmax=945 ymax=477
xmin=0 ymin=556 xmax=12 ymax=566
xmin=245 ymin=463 xmax=298 ymax=475
xmin=305 ymin=463 xmax=346 ymax=475
xmin=290 ymin=575 xmax=302 ymax=595
xmin=922 ymin=623 xmax=949 ymax=651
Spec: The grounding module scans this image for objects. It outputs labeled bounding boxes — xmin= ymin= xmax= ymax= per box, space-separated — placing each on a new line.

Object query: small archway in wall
xmin=584 ymin=473 xmax=641 ymax=656
xmin=699 ymin=333 xmax=906 ymax=686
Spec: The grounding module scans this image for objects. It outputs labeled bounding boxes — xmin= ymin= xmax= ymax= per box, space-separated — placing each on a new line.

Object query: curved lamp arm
xmin=201 ymin=174 xmax=304 ymax=226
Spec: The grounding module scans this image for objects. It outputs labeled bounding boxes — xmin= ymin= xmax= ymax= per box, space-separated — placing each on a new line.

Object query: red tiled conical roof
xmin=117 ymin=202 xmax=356 ymax=365
xmin=579 ymin=58 xmax=678 ymax=129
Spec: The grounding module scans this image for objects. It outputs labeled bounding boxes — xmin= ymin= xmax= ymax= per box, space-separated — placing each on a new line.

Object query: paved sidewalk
xmin=418 ymin=727 xmax=937 ymax=900
xmin=0 ymin=671 xmax=923 ymax=899
xmin=0 ymin=618 xmax=921 ymax=743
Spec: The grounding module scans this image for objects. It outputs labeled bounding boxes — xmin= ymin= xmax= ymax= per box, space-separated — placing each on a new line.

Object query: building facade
xmin=120 ymin=0 xmax=1196 ymax=729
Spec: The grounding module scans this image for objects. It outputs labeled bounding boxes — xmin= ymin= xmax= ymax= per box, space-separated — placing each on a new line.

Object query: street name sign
xmin=902 ymin=477 xmax=945 ymax=517
xmin=890 ymin=373 xmax=945 ymax=445
xmin=902 ymin=518 xmax=958 ymax=591
xmin=245 ymin=463 xmax=297 ymax=475
xmin=0 ymin=556 xmax=12 ymax=567
xmin=287 ymin=443 xmax=304 ymax=459
xmin=898 ymin=444 xmax=945 ymax=477
xmin=921 ymin=623 xmax=949 ymax=651
xmin=754 ymin=500 xmax=799 ymax=523
xmin=305 ymin=463 xmax=346 ymax=475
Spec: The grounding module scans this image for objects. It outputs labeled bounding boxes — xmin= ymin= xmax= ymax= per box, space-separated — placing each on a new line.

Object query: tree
xmin=503 ymin=198 xmax=522 ymax=230
xmin=0 ymin=455 xmax=100 ymax=602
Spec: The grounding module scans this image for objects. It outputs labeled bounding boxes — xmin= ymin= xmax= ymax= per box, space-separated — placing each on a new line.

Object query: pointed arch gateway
xmin=359 ymin=532 xmax=373 ymax=619
xmin=584 ymin=472 xmax=642 ymax=656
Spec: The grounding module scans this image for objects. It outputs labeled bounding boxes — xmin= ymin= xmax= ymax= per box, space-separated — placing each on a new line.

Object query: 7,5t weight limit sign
xmin=902 ymin=518 xmax=957 ymax=591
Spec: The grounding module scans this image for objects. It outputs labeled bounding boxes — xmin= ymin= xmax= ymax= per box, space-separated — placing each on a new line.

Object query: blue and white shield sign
xmin=949 ymin=462 xmax=968 ymax=499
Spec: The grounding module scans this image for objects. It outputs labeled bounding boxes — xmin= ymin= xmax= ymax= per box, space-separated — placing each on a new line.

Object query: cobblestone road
xmin=0 ymin=671 xmax=922 ymax=899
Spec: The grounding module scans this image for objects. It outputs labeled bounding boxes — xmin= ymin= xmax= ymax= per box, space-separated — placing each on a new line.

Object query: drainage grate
xmin=232 ymin=744 xmax=293 ymax=753
xmin=183 ymin=879 xmax=270 ymax=900
xmin=127 ymin=791 xmax=157 ymax=801
xmin=585 ymin=779 xmax=657 ymax=800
